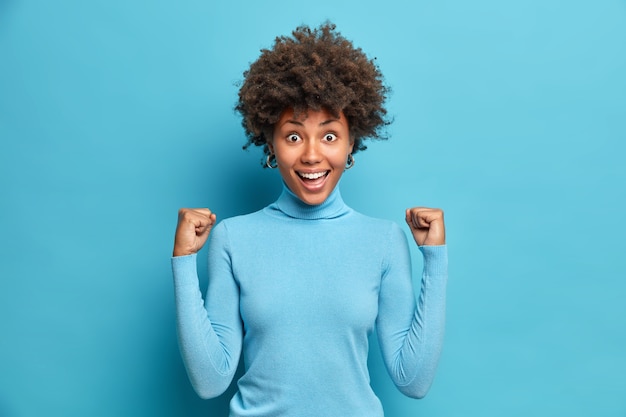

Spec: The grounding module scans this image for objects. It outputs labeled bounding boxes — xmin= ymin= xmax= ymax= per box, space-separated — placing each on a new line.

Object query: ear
xmin=348 ymin=136 xmax=355 ymax=154
xmin=267 ymin=142 xmax=274 ymax=154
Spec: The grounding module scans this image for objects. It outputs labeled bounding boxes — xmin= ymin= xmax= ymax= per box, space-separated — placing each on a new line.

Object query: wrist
xmin=173 ymin=247 xmax=195 ymax=257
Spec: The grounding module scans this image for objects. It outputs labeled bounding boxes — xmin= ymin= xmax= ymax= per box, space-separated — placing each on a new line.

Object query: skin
xmin=268 ymin=108 xmax=354 ymax=206
xmin=173 ymin=108 xmax=445 ymax=257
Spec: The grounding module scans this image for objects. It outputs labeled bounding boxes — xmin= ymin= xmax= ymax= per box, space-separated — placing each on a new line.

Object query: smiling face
xmin=269 ymin=108 xmax=354 ymax=206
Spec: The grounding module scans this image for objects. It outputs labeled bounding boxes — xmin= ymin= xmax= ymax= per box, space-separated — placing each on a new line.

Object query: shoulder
xmin=206 ymin=210 xmax=267 ymax=252
xmin=346 ymin=212 xmax=412 ymax=275
xmin=347 ymin=210 xmax=408 ymax=245
xmin=219 ymin=209 xmax=265 ymax=227
xmin=211 ymin=208 xmax=275 ymax=240
xmin=349 ymin=208 xmax=402 ymax=230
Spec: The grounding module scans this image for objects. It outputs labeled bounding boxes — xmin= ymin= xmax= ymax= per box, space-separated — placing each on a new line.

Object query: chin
xmin=294 ymin=190 xmax=327 ymax=206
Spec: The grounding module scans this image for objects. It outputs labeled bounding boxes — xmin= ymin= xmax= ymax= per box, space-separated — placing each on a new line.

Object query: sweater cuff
xmin=171 ymin=253 xmax=199 ymax=288
xmin=418 ymin=245 xmax=448 ymax=277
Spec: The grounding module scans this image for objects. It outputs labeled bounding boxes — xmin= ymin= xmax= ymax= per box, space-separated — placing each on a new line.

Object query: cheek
xmin=331 ymin=148 xmax=352 ymax=167
xmin=273 ymin=148 xmax=301 ymax=174
xmin=273 ymin=147 xmax=293 ymax=165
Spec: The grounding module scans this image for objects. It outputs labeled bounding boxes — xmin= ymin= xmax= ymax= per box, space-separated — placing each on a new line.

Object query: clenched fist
xmin=173 ymin=208 xmax=217 ymax=257
xmin=405 ymin=207 xmax=445 ymax=246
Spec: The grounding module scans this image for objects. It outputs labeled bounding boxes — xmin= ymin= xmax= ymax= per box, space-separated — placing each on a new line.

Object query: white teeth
xmin=299 ymin=171 xmax=327 ymax=180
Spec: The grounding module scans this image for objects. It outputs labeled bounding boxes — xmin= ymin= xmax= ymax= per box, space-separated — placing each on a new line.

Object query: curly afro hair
xmin=236 ymin=22 xmax=390 ymax=162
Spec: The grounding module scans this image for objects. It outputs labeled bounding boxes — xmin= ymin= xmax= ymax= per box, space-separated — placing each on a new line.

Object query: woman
xmin=171 ymin=23 xmax=447 ymax=417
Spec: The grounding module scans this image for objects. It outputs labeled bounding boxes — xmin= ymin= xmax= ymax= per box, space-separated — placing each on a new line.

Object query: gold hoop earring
xmin=266 ymin=154 xmax=278 ymax=169
xmin=345 ymin=154 xmax=355 ymax=170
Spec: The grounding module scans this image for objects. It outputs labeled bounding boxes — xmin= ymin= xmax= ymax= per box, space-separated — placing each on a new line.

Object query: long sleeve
xmin=376 ymin=223 xmax=448 ymax=398
xmin=171 ymin=185 xmax=448 ymax=416
xmin=171 ymin=221 xmax=243 ymax=399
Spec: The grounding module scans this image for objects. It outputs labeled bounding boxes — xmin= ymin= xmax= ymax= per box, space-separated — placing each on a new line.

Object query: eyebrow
xmin=282 ymin=118 xmax=342 ymax=127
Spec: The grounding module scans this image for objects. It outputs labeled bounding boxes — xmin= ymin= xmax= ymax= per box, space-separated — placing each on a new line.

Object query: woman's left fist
xmin=405 ymin=207 xmax=445 ymax=246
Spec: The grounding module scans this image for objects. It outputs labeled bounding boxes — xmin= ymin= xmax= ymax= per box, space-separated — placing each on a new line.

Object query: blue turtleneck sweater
xmin=171 ymin=185 xmax=448 ymax=417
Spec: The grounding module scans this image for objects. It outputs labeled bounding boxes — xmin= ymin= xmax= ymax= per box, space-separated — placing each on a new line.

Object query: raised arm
xmin=376 ymin=208 xmax=448 ymax=398
xmin=171 ymin=209 xmax=242 ymax=399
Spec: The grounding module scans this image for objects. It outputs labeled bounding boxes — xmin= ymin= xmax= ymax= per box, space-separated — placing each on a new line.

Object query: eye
xmin=323 ymin=133 xmax=337 ymax=142
xmin=287 ymin=133 xmax=301 ymax=143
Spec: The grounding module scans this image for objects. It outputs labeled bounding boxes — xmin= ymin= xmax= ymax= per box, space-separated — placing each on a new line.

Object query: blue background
xmin=1 ymin=0 xmax=625 ymax=416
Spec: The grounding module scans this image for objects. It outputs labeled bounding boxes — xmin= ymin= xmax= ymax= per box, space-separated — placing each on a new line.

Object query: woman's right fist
xmin=173 ymin=208 xmax=217 ymax=257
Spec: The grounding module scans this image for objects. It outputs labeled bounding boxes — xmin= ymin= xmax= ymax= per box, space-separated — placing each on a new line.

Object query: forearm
xmin=396 ymin=245 xmax=448 ymax=398
xmin=172 ymin=254 xmax=240 ymax=399
xmin=377 ymin=237 xmax=448 ymax=399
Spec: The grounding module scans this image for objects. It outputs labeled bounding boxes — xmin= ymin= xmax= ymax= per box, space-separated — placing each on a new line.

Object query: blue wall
xmin=1 ymin=1 xmax=625 ymax=416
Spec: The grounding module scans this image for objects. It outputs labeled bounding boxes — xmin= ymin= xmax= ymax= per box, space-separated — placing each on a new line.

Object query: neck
xmin=271 ymin=182 xmax=350 ymax=220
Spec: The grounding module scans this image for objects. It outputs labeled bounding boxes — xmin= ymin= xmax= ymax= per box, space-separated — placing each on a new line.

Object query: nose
xmin=300 ymin=139 xmax=322 ymax=164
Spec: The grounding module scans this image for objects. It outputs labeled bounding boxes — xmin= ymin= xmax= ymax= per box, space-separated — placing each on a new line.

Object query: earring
xmin=266 ymin=154 xmax=278 ymax=169
xmin=345 ymin=154 xmax=355 ymax=170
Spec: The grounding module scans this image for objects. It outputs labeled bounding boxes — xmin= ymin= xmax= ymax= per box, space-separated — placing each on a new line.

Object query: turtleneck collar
xmin=266 ymin=182 xmax=351 ymax=220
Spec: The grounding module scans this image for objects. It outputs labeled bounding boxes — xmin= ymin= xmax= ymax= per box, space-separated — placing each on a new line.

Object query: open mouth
xmin=297 ymin=171 xmax=329 ymax=181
